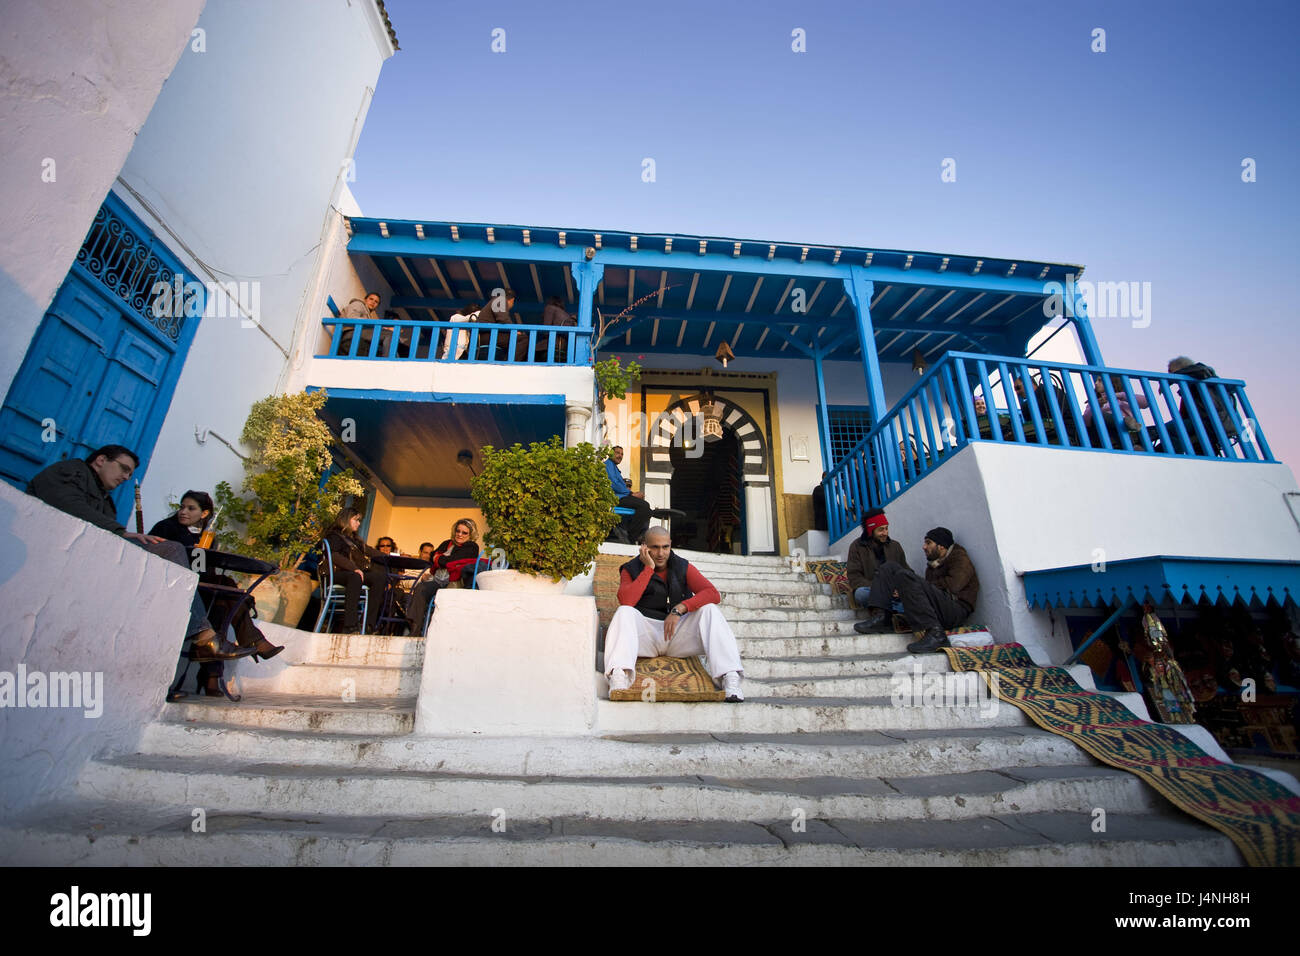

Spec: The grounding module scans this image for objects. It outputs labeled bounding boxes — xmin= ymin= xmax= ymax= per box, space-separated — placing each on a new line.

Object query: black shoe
xmin=854 ymin=611 xmax=891 ymax=634
xmin=906 ymin=628 xmax=951 ymax=654
xmin=191 ymin=633 xmax=257 ymax=661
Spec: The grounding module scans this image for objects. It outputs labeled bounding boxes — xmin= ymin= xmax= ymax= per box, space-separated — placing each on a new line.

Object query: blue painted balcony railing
xmin=824 ymin=351 xmax=1275 ymax=543
xmin=319 ymin=316 xmax=591 ymax=365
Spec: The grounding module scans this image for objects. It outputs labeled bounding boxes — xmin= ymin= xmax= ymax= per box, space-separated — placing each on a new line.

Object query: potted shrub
xmin=470 ymin=437 xmax=620 ymax=590
xmin=214 ymin=389 xmax=364 ymax=624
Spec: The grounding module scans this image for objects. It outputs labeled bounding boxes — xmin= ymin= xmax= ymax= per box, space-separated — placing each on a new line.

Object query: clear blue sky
xmin=353 ymin=0 xmax=1299 ymax=467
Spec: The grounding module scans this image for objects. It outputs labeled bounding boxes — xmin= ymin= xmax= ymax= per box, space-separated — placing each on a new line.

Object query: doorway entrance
xmin=669 ymin=429 xmax=744 ymax=553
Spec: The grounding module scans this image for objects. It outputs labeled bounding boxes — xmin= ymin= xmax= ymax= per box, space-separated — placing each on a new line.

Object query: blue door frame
xmin=0 ymin=190 xmax=204 ymax=523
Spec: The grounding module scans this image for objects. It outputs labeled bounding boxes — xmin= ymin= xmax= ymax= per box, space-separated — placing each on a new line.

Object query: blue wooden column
xmin=844 ymin=266 xmax=888 ymax=417
xmin=571 ymin=260 xmax=605 ymax=365
xmin=813 ymin=347 xmax=834 ymax=472
xmin=1069 ymin=288 xmax=1105 ymax=367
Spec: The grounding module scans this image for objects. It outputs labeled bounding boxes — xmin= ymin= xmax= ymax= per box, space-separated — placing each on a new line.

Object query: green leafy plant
xmin=594 ymin=355 xmax=642 ymax=400
xmin=215 ymin=390 xmax=365 ymax=570
xmin=471 ymin=437 xmax=620 ymax=580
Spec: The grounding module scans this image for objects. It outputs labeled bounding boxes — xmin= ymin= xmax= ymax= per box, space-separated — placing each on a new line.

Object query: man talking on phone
xmin=604 ymin=526 xmax=744 ymax=701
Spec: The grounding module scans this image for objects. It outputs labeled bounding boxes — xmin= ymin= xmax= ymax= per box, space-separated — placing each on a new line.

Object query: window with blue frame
xmin=819 ymin=405 xmax=875 ymax=465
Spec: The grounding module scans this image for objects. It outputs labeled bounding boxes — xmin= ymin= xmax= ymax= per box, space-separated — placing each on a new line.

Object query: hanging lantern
xmin=700 ymin=393 xmax=724 ymax=441
xmin=715 ymin=341 xmax=736 ymax=368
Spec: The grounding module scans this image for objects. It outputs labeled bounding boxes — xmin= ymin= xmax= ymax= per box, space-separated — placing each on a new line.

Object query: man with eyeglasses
xmin=26 ymin=444 xmax=253 ymax=669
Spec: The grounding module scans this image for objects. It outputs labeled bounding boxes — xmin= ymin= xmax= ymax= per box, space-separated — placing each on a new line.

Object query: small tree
xmin=215 ymin=390 xmax=364 ymax=570
xmin=471 ymin=437 xmax=619 ymax=580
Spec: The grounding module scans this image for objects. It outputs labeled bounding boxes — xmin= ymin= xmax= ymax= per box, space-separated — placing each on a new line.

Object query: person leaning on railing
xmin=336 ymin=291 xmax=380 ymax=355
xmin=24 ymin=445 xmax=255 ymax=668
xmin=322 ymin=507 xmax=389 ymax=634
xmin=1158 ymin=356 xmax=1238 ymax=456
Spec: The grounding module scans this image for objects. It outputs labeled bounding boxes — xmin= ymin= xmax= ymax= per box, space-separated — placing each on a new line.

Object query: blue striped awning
xmin=1022 ymin=556 xmax=1300 ymax=611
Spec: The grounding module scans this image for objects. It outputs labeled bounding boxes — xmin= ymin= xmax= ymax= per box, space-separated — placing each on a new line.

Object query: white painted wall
xmin=830 ymin=445 xmax=1300 ymax=663
xmin=415 ymin=589 xmax=598 ymax=735
xmin=304 ymin=359 xmax=596 ymax=406
xmin=117 ymin=0 xmax=394 ymax=524
xmin=0 ymin=0 xmax=206 ymax=401
xmin=0 ymin=481 xmax=196 ymax=814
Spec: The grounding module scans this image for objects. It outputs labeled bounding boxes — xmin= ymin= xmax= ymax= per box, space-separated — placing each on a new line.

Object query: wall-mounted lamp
xmin=457 ymin=449 xmax=476 ymax=477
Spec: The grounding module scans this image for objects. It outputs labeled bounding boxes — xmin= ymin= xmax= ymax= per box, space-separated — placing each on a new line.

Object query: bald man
xmin=605 ymin=526 xmax=744 ymax=702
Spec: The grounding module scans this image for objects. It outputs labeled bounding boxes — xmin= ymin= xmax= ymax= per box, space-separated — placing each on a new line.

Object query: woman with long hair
xmin=406 ymin=518 xmax=481 ymax=635
xmin=322 ymin=506 xmax=389 ymax=633
xmin=150 ymin=490 xmax=284 ymax=696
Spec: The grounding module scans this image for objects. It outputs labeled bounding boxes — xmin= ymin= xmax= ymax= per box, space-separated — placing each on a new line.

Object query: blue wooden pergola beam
xmin=346 ymin=234 xmax=1069 ymax=299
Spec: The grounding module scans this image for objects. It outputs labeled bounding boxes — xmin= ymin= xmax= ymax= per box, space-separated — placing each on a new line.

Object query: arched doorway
xmin=668 ymin=428 xmax=744 ymax=553
xmin=642 ymin=392 xmax=777 ymax=554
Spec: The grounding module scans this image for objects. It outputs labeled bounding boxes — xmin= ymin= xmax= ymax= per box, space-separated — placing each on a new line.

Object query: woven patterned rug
xmin=941 ymin=642 xmax=1300 ymax=867
xmin=806 ymin=559 xmax=851 ymax=598
xmin=609 ymin=655 xmax=725 ymax=702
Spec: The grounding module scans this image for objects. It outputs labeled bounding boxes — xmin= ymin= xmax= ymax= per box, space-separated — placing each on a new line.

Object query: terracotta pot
xmin=474 ymin=568 xmax=568 ymax=593
xmin=237 ymin=569 xmax=315 ymax=627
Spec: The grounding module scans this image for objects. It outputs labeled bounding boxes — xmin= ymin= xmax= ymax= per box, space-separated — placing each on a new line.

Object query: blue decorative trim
xmin=1023 ymin=556 xmax=1300 ymax=610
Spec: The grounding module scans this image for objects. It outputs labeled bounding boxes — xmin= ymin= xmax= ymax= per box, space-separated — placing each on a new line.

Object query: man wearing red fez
xmin=849 ymin=508 xmax=911 ymax=634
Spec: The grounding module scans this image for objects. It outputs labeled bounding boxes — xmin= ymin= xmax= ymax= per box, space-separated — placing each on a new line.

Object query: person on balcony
xmin=323 ymin=507 xmax=388 ymax=633
xmin=473 ymin=288 xmax=521 ymax=361
xmin=438 ymin=304 xmax=479 ymax=360
xmin=1160 ymin=356 xmax=1237 ymax=456
xmin=857 ymin=527 xmax=979 ymax=654
xmin=849 ymin=508 xmax=910 ymax=633
xmin=605 ymin=527 xmax=744 ymax=702
xmin=25 ymin=445 xmax=254 ymax=668
xmin=149 ymin=490 xmax=283 ymax=695
xmin=337 ymin=291 xmax=380 ymax=355
xmin=605 ymin=445 xmax=650 ymax=544
xmin=405 ymin=518 xmax=481 ymax=635
xmin=542 ymin=295 xmax=575 ymax=361
xmin=1083 ymin=375 xmax=1149 ymax=444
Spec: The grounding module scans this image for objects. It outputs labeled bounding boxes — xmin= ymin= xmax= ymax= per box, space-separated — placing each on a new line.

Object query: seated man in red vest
xmin=605 ymin=526 xmax=744 ymax=702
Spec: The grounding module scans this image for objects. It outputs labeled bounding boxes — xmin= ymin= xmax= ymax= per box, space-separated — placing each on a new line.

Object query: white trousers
xmin=439 ymin=316 xmax=470 ymax=359
xmin=604 ymin=604 xmax=743 ymax=679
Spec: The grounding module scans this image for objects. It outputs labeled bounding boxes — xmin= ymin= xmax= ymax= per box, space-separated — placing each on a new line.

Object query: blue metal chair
xmin=609 ymin=506 xmax=635 ymax=544
xmin=313 ymin=539 xmax=369 ymax=634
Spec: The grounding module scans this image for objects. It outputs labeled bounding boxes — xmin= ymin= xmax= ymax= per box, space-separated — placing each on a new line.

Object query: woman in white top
xmin=439 ymin=306 xmax=479 ymax=360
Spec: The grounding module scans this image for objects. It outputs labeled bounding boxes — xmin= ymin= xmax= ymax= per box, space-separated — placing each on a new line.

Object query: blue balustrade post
xmin=571 ymin=260 xmax=605 ymax=365
xmin=1235 ymin=388 xmax=1274 ymax=461
xmin=844 ymin=267 xmax=888 ymax=421
xmin=1068 ymin=287 xmax=1106 ymax=367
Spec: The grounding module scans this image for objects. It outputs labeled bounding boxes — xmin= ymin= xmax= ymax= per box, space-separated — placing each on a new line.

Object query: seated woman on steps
xmin=322 ymin=507 xmax=389 ymax=634
xmin=406 ymin=518 xmax=481 ymax=635
xmin=149 ymin=490 xmax=284 ymax=696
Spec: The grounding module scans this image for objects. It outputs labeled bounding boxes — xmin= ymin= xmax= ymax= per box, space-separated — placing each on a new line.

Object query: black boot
xmin=906 ymin=627 xmax=951 ymax=654
xmin=854 ymin=610 xmax=892 ymax=634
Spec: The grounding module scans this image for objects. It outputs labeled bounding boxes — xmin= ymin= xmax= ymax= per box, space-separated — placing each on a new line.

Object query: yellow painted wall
xmin=369 ymin=502 xmax=486 ymax=553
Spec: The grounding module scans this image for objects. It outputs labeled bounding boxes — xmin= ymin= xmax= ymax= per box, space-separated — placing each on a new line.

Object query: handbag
xmin=431 ymin=568 xmax=451 ymax=586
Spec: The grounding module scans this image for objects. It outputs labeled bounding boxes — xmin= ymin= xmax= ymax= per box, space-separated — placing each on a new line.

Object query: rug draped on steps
xmin=941 ymin=642 xmax=1300 ymax=867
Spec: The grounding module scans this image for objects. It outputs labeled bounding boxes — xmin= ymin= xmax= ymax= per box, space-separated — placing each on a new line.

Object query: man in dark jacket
xmin=605 ymin=526 xmax=744 ymax=701
xmin=25 ymin=445 xmax=252 ymax=666
xmin=858 ymin=526 xmax=979 ymax=654
xmin=849 ymin=508 xmax=909 ymax=633
xmin=1165 ymin=356 xmax=1237 ymax=456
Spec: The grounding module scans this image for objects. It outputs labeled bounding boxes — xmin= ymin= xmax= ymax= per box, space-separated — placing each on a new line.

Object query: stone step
xmin=711 ymin=578 xmax=822 ymax=595
xmin=719 ymin=607 xmax=859 ymax=623
xmin=595 ymin=696 xmax=1026 ymax=734
xmin=737 ymin=633 xmax=915 ymax=657
xmin=741 ymin=653 xmax=950 ymax=679
xmin=75 ymin=755 xmax=1162 ymax=823
xmin=298 ymin=632 xmax=426 ymax=668
xmin=161 ymin=694 xmax=416 ymax=735
xmin=1 ymin=802 xmax=1238 ymax=866
xmin=747 ymin=672 xmax=986 ymax=699
xmin=231 ymin=662 xmax=420 ymax=699
xmin=135 ymin=724 xmax=1094 ymax=780
xmin=729 ymin=619 xmax=880 ymax=638
xmin=717 ymin=592 xmax=837 ymax=610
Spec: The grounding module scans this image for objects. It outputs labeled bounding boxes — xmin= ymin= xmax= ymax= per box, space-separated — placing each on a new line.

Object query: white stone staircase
xmin=0 ymin=549 xmax=1244 ymax=865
